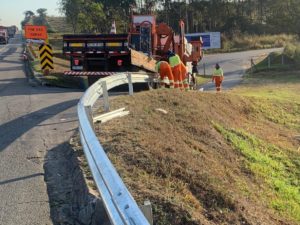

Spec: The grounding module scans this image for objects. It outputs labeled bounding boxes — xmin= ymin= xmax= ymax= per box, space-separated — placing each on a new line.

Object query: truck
xmin=0 ymin=26 xmax=9 ymax=44
xmin=62 ymin=15 xmax=203 ymax=86
xmin=7 ymin=26 xmax=17 ymax=38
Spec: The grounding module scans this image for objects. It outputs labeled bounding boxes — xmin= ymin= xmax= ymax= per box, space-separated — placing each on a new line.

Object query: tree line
xmin=22 ymin=0 xmax=300 ymax=37
xmin=21 ymin=9 xmax=52 ymax=31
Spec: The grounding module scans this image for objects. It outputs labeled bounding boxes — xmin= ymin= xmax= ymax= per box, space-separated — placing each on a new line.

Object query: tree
xmin=59 ymin=0 xmax=82 ymax=33
xmin=267 ymin=0 xmax=300 ymax=37
xmin=33 ymin=8 xmax=48 ymax=26
xmin=78 ymin=1 xmax=106 ymax=33
xmin=21 ymin=10 xmax=35 ymax=28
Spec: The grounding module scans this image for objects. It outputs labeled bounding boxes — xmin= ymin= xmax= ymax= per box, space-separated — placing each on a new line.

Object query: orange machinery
xmin=128 ymin=15 xmax=203 ymax=66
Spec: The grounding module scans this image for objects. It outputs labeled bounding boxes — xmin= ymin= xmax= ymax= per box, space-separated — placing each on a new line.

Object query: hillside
xmin=47 ymin=16 xmax=73 ymax=33
xmin=95 ymin=73 xmax=300 ymax=225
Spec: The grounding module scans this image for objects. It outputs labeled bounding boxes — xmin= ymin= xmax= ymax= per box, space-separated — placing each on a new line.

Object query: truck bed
xmin=63 ymin=34 xmax=156 ymax=72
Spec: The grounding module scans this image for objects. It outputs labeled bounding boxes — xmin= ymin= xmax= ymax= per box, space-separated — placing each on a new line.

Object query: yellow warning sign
xmin=39 ymin=44 xmax=54 ymax=70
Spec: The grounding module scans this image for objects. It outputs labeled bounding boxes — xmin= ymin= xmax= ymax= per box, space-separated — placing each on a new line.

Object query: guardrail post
xmin=268 ymin=55 xmax=271 ymax=68
xmin=127 ymin=72 xmax=134 ymax=96
xmin=281 ymin=54 xmax=285 ymax=65
xmin=140 ymin=200 xmax=153 ymax=225
xmin=102 ymin=81 xmax=110 ymax=112
xmin=203 ymin=63 xmax=206 ymax=77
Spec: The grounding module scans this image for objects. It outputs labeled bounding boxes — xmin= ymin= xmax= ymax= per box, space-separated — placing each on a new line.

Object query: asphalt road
xmin=198 ymin=48 xmax=282 ymax=91
xmin=0 ymin=34 xmax=82 ymax=224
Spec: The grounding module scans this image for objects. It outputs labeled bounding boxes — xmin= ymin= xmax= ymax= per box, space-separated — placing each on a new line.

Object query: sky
xmin=0 ymin=0 xmax=61 ymax=28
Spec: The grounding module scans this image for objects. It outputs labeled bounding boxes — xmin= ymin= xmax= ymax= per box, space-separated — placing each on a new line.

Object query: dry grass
xmin=209 ymin=34 xmax=298 ymax=53
xmin=95 ymin=84 xmax=299 ymax=225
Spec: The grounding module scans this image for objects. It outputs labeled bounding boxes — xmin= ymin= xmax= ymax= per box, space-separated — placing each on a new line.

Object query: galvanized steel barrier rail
xmin=78 ymin=72 xmax=153 ymax=225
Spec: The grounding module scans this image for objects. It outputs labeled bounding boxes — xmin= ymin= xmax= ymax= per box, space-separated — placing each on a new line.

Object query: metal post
xmin=251 ymin=58 xmax=255 ymax=73
xmin=268 ymin=56 xmax=271 ymax=68
xmin=139 ymin=200 xmax=153 ymax=225
xmin=281 ymin=54 xmax=284 ymax=65
xmin=203 ymin=63 xmax=206 ymax=77
xmin=127 ymin=72 xmax=133 ymax=96
xmin=102 ymin=81 xmax=110 ymax=112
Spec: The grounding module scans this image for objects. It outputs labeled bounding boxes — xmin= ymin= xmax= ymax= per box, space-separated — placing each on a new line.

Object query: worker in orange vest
xmin=169 ymin=51 xmax=189 ymax=90
xmin=155 ymin=60 xmax=174 ymax=88
xmin=212 ymin=63 xmax=224 ymax=92
xmin=168 ymin=51 xmax=182 ymax=89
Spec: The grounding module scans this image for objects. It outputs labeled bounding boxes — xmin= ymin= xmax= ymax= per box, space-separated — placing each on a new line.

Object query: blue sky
xmin=0 ymin=0 xmax=61 ymax=28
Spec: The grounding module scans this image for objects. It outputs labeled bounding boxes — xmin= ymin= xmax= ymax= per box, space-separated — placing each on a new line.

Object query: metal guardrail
xmin=78 ymin=72 xmax=153 ymax=225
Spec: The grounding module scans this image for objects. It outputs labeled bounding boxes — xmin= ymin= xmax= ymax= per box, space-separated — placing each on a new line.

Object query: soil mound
xmin=97 ymin=89 xmax=299 ymax=225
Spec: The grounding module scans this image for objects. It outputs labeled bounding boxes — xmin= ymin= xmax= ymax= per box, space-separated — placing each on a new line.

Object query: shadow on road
xmin=0 ymin=76 xmax=82 ymax=97
xmin=0 ymin=66 xmax=24 ymax=72
xmin=44 ymin=141 xmax=110 ymax=225
xmin=0 ymin=99 xmax=78 ymax=152
xmin=0 ymin=47 xmax=18 ymax=59
xmin=0 ymin=173 xmax=44 ymax=185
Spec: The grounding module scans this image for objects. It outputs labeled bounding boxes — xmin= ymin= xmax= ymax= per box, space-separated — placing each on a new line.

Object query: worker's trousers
xmin=212 ymin=76 xmax=223 ymax=92
xmin=159 ymin=62 xmax=174 ymax=88
xmin=180 ymin=62 xmax=188 ymax=90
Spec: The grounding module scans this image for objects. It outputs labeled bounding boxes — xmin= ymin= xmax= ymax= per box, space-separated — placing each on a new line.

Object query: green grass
xmin=213 ymin=123 xmax=300 ymax=223
xmin=251 ymin=52 xmax=294 ymax=72
xmin=237 ymin=72 xmax=300 ymax=99
xmin=233 ymin=72 xmax=300 ymax=130
xmin=195 ymin=75 xmax=211 ymax=86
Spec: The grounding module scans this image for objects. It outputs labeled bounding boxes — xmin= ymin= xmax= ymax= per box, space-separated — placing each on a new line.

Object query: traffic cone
xmin=110 ymin=21 xmax=116 ymax=34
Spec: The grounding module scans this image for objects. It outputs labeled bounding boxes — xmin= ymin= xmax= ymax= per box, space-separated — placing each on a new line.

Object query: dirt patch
xmin=95 ymin=90 xmax=299 ymax=225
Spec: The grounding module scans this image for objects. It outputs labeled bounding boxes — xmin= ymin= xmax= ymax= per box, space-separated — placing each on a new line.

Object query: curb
xmin=23 ymin=45 xmax=47 ymax=86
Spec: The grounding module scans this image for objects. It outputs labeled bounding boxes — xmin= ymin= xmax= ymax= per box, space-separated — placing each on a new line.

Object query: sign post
xmin=39 ymin=44 xmax=54 ymax=70
xmin=24 ymin=25 xmax=53 ymax=74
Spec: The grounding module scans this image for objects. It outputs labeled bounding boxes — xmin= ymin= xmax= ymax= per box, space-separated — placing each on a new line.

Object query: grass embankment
xmin=208 ymin=34 xmax=298 ymax=53
xmin=94 ymin=70 xmax=300 ymax=225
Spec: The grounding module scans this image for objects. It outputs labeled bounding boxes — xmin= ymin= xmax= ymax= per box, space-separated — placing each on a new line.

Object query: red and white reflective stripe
xmin=64 ymin=71 xmax=116 ymax=76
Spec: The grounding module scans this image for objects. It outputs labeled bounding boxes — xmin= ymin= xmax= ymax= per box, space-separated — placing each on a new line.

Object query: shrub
xmin=283 ymin=44 xmax=297 ymax=60
xmin=294 ymin=45 xmax=300 ymax=63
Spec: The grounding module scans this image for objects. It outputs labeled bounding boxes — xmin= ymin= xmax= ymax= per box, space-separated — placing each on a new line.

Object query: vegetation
xmin=214 ymin=124 xmax=300 ymax=222
xmin=213 ymin=34 xmax=298 ymax=53
xmin=21 ymin=9 xmax=54 ymax=32
xmin=21 ymin=1 xmax=300 ymax=52
xmin=55 ymin=0 xmax=300 ymax=37
xmin=93 ymin=68 xmax=300 ymax=225
xmin=22 ymin=1 xmax=299 ymax=37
